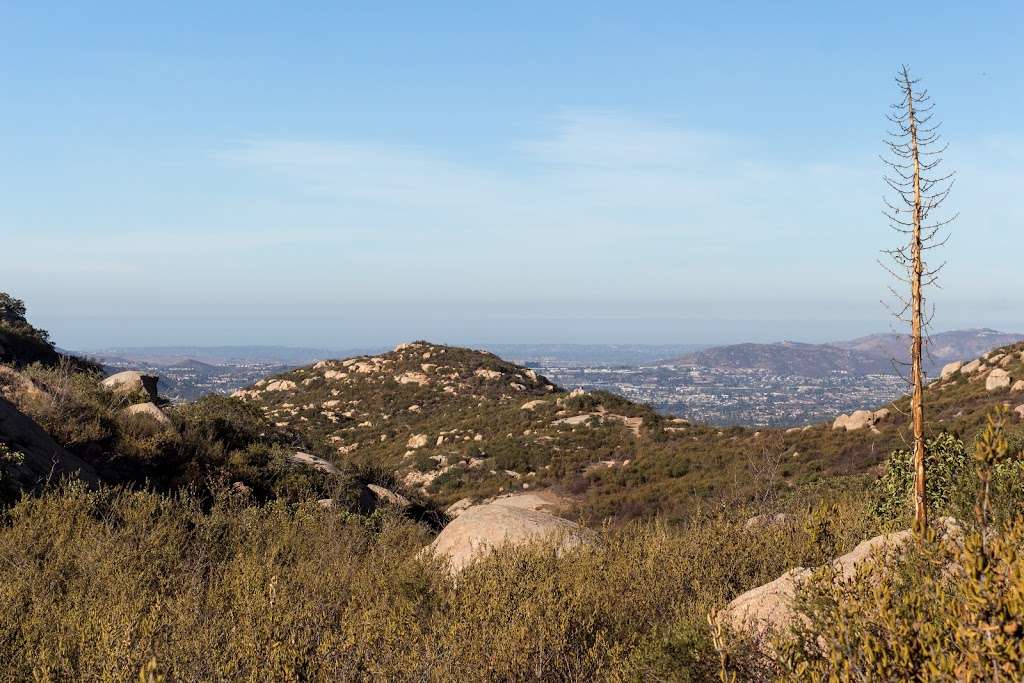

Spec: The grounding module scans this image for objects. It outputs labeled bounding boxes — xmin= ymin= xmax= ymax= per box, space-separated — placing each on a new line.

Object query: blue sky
xmin=2 ymin=2 xmax=1022 ymax=349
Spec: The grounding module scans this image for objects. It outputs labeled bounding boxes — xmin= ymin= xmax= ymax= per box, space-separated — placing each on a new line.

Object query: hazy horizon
xmin=67 ymin=319 xmax=1023 ymax=355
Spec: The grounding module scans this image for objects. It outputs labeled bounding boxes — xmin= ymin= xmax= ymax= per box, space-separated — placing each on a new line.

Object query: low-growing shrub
xmin=0 ymin=484 xmax=879 ymax=682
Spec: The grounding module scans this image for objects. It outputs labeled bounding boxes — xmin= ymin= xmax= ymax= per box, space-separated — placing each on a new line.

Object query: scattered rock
xmin=986 ymin=368 xmax=1012 ymax=392
xmin=1015 ymin=404 xmax=1024 ymax=421
xmin=231 ymin=481 xmax=252 ymax=496
xmin=553 ymin=414 xmax=595 ymax=427
xmin=834 ymin=408 xmax=888 ymax=432
xmin=406 ymin=433 xmax=428 ymax=449
xmin=474 ymin=368 xmax=503 ymax=381
xmin=961 ymin=359 xmax=985 ymax=375
xmin=364 ymin=483 xmax=410 ymax=509
xmin=264 ymin=379 xmax=297 ymax=392
xmin=101 ymin=371 xmax=159 ymax=401
xmin=1012 ymin=380 xmax=1024 ymax=393
xmin=940 ymin=360 xmax=963 ymax=379
xmin=521 ymin=399 xmax=548 ymax=411
xmin=288 ymin=451 xmax=341 ymax=476
xmin=743 ymin=513 xmax=791 ymax=530
xmin=424 ymin=502 xmax=591 ymax=573
xmin=120 ymin=402 xmax=173 ymax=427
xmin=395 ymin=371 xmax=430 ymax=386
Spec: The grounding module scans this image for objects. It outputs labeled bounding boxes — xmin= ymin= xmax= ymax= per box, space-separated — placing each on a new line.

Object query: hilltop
xmin=661 ymin=328 xmax=1024 ymax=378
xmin=834 ymin=328 xmax=1024 ymax=371
xmin=235 ymin=339 xmax=1024 ymax=521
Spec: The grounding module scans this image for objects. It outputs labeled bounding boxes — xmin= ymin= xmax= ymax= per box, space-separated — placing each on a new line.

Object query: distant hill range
xmin=85 ymin=345 xmax=386 ymax=367
xmin=661 ymin=329 xmax=1024 ymax=378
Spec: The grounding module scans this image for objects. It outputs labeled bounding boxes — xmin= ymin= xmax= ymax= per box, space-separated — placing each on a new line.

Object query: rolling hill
xmin=661 ymin=328 xmax=1024 ymax=378
xmin=233 ymin=339 xmax=1024 ymax=521
xmin=662 ymin=341 xmax=895 ymax=377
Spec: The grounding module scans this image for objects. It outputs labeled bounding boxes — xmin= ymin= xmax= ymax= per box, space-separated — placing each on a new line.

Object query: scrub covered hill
xmin=235 ymin=340 xmax=1024 ymax=521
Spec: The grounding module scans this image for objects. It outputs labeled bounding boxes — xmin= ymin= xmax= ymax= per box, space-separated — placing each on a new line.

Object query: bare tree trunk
xmin=907 ymin=81 xmax=927 ymax=530
xmin=882 ymin=66 xmax=955 ymax=534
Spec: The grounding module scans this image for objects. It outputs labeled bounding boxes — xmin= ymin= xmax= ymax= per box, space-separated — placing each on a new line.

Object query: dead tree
xmin=881 ymin=66 xmax=956 ymax=531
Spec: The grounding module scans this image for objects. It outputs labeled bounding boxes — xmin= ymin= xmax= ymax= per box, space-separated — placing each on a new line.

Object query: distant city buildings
xmin=533 ymin=363 xmax=906 ymax=428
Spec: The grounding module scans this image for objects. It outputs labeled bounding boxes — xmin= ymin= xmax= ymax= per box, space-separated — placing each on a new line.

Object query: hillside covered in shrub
xmin=234 ymin=339 xmax=1024 ymax=521
xmin=3 ymin=299 xmax=1024 ymax=680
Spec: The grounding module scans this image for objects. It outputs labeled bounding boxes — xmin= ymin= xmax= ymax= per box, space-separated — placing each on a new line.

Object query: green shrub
xmin=871 ymin=432 xmax=969 ymax=524
xmin=779 ymin=520 xmax=1024 ymax=680
xmin=872 ymin=428 xmax=1024 ymax=527
xmin=780 ymin=409 xmax=1024 ymax=680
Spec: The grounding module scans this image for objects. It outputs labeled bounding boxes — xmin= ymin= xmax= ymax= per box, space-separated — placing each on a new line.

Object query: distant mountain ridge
xmin=664 ymin=341 xmax=896 ymax=377
xmin=85 ymin=345 xmax=387 ymax=366
xmin=832 ymin=329 xmax=1024 ymax=371
xmin=662 ymin=329 xmax=1024 ymax=378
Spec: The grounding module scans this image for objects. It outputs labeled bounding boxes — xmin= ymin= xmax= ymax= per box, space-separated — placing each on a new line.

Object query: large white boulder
xmin=833 ymin=409 xmax=876 ymax=431
xmin=120 ymin=402 xmax=172 ymax=427
xmin=961 ymin=359 xmax=985 ymax=375
xmin=102 ymin=371 xmax=159 ymax=401
xmin=721 ymin=530 xmax=912 ymax=639
xmin=721 ymin=521 xmax=959 ymax=641
xmin=986 ymin=368 xmax=1012 ymax=392
xmin=940 ymin=360 xmax=963 ymax=380
xmin=425 ymin=502 xmax=590 ymax=573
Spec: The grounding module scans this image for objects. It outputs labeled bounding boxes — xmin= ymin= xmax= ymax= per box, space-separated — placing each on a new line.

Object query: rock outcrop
xmin=721 ymin=520 xmax=959 ymax=641
xmin=288 ymin=451 xmax=341 ymax=475
xmin=0 ymin=396 xmax=97 ymax=490
xmin=986 ymin=368 xmax=1012 ymax=391
xmin=832 ymin=408 xmax=889 ymax=431
xmin=264 ymin=379 xmax=298 ymax=392
xmin=364 ymin=483 xmax=410 ymax=509
xmin=940 ymin=360 xmax=963 ymax=379
xmin=425 ymin=502 xmax=590 ymax=573
xmin=961 ymin=359 xmax=986 ymax=375
xmin=101 ymin=371 xmax=159 ymax=402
